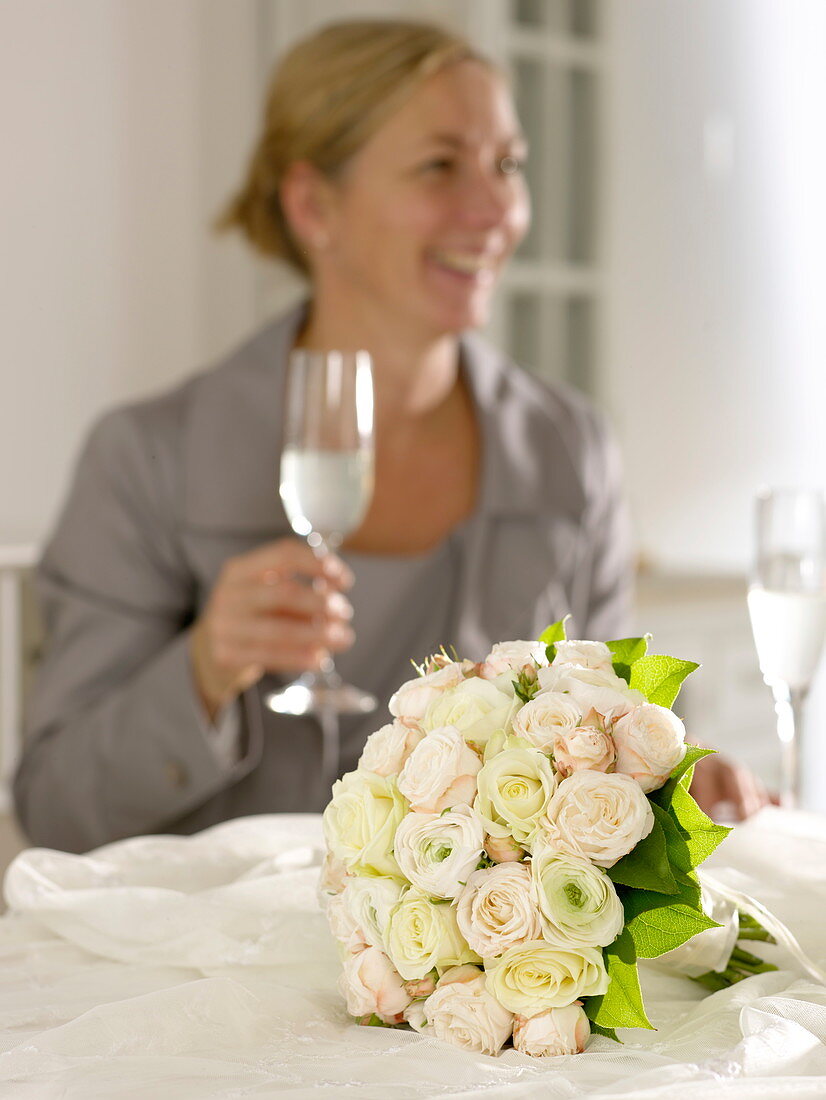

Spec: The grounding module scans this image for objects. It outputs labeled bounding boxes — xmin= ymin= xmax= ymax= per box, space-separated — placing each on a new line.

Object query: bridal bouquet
xmin=319 ymin=620 xmax=750 ymax=1057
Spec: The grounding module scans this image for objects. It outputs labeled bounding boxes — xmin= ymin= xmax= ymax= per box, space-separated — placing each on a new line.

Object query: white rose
xmin=513 ymin=1003 xmax=590 ymax=1056
xmin=386 ymin=888 xmax=480 ymax=980
xmin=389 ymin=662 xmax=472 ymax=721
xmin=456 ymin=862 xmax=542 ymax=957
xmin=397 ymin=725 xmax=482 ymax=813
xmin=327 ymin=890 xmax=369 ymax=956
xmin=538 ymin=665 xmax=644 ymax=723
xmin=552 ymin=640 xmax=614 ymax=673
xmin=338 ymin=946 xmax=411 ymax=1021
xmin=394 ymin=805 xmax=485 ymax=900
xmin=511 ymin=692 xmax=582 ymax=753
xmin=322 ymin=771 xmax=408 ymax=879
xmin=341 ymin=875 xmax=405 ymax=953
xmin=485 ymin=940 xmax=608 ymax=1014
xmin=424 ymin=966 xmax=514 ymax=1055
xmin=552 ymin=724 xmax=616 ymax=778
xmin=537 ymin=770 xmax=654 ymax=868
xmin=531 ymin=840 xmax=624 ymax=948
xmin=481 ymin=640 xmax=548 ymax=679
xmin=612 ymin=703 xmax=687 ymax=793
xmin=475 ymin=745 xmax=557 ymax=848
xmin=422 ymin=678 xmax=518 ymax=749
xmin=359 ymin=719 xmax=425 ymax=777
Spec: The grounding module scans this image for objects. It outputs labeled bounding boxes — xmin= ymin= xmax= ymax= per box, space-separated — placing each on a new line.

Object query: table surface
xmin=0 ymin=808 xmax=824 ymax=1099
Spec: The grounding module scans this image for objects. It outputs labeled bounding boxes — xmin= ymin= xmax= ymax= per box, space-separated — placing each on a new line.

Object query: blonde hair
xmin=218 ymin=19 xmax=490 ymax=274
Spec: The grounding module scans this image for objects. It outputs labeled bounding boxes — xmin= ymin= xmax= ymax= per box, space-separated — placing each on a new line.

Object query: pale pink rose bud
xmin=358 ymin=1010 xmax=406 ymax=1026
xmin=552 ymin=725 xmax=616 ymax=778
xmin=481 ymin=640 xmax=547 ymax=679
xmin=403 ymin=973 xmax=438 ymax=998
xmin=513 ymin=1003 xmax=590 ymax=1056
xmin=317 ymin=851 xmax=349 ymax=903
xmin=436 ymin=964 xmax=485 ymax=987
xmin=484 ymin=833 xmax=525 ymax=863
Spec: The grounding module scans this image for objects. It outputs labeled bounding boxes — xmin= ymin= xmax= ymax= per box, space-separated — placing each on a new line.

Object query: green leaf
xmin=539 ymin=618 xmax=569 ymax=646
xmin=668 ymin=782 xmax=731 ymax=869
xmin=650 ymin=745 xmax=716 ymax=812
xmin=621 ymin=874 xmax=719 ymax=959
xmin=628 ymin=655 xmax=699 ymax=708
xmin=588 ymin=1021 xmax=620 ymax=1043
xmin=652 ymin=799 xmax=693 ymax=876
xmin=607 ymin=636 xmax=651 ymax=683
xmin=607 ymin=636 xmax=651 ymax=664
xmin=584 ymin=928 xmax=653 ymax=1031
xmin=607 ymin=811 xmax=678 ymax=894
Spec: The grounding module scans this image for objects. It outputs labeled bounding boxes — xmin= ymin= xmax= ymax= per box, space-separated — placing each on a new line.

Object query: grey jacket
xmin=14 ymin=307 xmax=633 ymax=852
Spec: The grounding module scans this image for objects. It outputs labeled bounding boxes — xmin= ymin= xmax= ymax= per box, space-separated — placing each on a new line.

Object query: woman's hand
xmin=689 ymin=743 xmax=772 ymax=822
xmin=190 ymin=538 xmax=354 ymax=720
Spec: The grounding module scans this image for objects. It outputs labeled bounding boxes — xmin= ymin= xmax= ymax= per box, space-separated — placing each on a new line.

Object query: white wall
xmin=602 ymin=0 xmax=826 ymax=574
xmin=0 ymin=0 xmax=265 ymax=544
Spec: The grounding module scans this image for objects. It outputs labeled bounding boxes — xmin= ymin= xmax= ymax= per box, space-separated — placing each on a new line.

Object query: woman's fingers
xmin=190 ymin=537 xmax=357 ymax=717
xmin=690 ymin=751 xmax=770 ymax=822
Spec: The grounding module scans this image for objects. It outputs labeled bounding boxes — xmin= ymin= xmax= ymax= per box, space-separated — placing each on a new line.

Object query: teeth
xmin=433 ymin=250 xmax=493 ymax=275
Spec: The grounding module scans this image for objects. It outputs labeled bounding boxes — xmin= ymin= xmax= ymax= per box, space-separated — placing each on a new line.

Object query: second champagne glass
xmin=747 ymin=487 xmax=826 ymax=808
xmin=267 ymin=349 xmax=377 ymax=730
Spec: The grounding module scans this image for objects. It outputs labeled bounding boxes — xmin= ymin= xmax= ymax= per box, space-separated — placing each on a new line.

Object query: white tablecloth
xmin=0 ymin=808 xmax=824 ymax=1099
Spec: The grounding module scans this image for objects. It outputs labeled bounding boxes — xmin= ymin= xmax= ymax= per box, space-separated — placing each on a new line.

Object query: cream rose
xmin=456 ymin=862 xmax=542 ymax=957
xmin=397 ymin=725 xmax=482 ymax=813
xmin=612 ymin=703 xmax=687 ymax=793
xmin=485 ymin=940 xmax=608 ymax=1014
xmin=513 ymin=1003 xmax=590 ymax=1056
xmin=511 ymin=692 xmax=582 ymax=753
xmin=422 ymin=678 xmax=517 ymax=749
xmin=475 ymin=745 xmax=557 ymax=848
xmin=386 ymin=888 xmax=480 ymax=980
xmin=393 ymin=805 xmax=485 ymax=900
xmin=322 ymin=771 xmax=407 ymax=879
xmin=531 ymin=840 xmax=624 ymax=948
xmin=538 ymin=664 xmax=644 ymax=723
xmin=537 ymin=770 xmax=654 ymax=868
xmin=389 ymin=662 xmax=472 ymax=721
xmin=341 ymin=875 xmax=405 ymax=953
xmin=358 ymin=719 xmax=425 ymax=778
xmin=481 ymin=639 xmax=548 ymax=679
xmin=423 ymin=965 xmax=514 ymax=1055
xmin=552 ymin=724 xmax=616 ymax=778
xmin=552 ymin=640 xmax=614 ymax=673
xmin=338 ymin=946 xmax=411 ymax=1021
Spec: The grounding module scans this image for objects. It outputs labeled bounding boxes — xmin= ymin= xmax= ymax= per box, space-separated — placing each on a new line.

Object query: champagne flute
xmin=267 ymin=351 xmax=377 ymax=780
xmin=747 ymin=487 xmax=826 ymax=808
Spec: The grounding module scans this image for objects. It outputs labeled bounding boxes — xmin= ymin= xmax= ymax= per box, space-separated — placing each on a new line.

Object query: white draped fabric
xmin=0 ymin=808 xmax=824 ymax=1098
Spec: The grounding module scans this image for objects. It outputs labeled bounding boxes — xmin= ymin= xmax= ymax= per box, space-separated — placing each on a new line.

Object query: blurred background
xmin=1 ymin=0 xmax=825 ymax=862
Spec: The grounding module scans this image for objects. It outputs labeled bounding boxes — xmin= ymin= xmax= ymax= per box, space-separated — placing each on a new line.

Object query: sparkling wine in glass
xmin=747 ymin=487 xmax=826 ymax=808
xmin=267 ymin=350 xmax=377 ymax=745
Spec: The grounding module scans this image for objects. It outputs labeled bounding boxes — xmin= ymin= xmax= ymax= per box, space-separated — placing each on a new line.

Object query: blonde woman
xmin=14 ymin=20 xmax=764 ymax=852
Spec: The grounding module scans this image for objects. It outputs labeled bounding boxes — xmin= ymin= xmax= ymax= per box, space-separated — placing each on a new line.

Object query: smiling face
xmin=308 ymin=60 xmax=530 ymax=341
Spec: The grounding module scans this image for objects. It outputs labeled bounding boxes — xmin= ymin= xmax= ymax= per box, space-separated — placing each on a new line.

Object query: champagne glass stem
xmin=310 ymin=533 xmax=340 ymax=790
xmin=770 ymin=682 xmax=808 ymax=809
